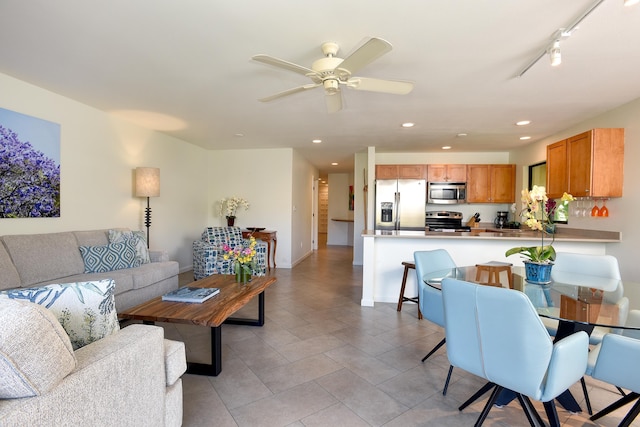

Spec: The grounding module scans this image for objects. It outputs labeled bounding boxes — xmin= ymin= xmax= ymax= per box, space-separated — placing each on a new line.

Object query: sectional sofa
xmin=0 ymin=228 xmax=179 ymax=311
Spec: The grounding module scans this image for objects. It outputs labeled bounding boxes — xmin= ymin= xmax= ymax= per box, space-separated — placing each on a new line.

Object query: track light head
xmin=548 ymin=40 xmax=562 ymax=66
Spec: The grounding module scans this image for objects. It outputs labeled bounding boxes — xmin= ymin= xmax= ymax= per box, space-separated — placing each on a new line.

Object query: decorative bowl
xmin=247 ymin=227 xmax=265 ymax=232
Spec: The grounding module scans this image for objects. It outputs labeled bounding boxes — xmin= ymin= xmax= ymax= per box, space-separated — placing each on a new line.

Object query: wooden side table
xmin=242 ymin=230 xmax=277 ymax=271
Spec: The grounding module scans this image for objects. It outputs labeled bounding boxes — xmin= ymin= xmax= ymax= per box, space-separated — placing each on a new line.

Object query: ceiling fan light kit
xmin=252 ymin=37 xmax=414 ymax=113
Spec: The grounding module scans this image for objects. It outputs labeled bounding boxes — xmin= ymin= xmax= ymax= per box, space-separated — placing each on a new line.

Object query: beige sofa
xmin=0 ymin=297 xmax=186 ymax=426
xmin=0 ymin=229 xmax=179 ymax=311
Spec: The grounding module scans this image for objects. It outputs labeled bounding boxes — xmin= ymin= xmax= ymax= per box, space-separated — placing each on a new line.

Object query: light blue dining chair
xmin=585 ymin=310 xmax=640 ymax=426
xmin=442 ymin=278 xmax=589 ymax=427
xmin=413 ymin=249 xmax=457 ymax=395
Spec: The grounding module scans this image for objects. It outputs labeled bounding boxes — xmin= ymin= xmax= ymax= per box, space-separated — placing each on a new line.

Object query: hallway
xmin=167 ymin=245 xmax=630 ymax=426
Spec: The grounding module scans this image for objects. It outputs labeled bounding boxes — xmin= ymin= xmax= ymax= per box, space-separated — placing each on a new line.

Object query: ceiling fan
xmin=252 ymin=37 xmax=414 ymax=113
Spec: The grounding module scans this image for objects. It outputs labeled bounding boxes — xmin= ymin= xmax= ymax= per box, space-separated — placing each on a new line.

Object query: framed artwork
xmin=0 ymin=108 xmax=61 ymax=218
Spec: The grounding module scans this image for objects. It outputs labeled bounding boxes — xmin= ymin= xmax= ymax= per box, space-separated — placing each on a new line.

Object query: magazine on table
xmin=162 ymin=286 xmax=220 ymax=303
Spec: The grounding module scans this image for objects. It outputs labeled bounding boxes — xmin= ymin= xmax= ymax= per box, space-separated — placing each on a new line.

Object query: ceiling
xmin=1 ymin=1 xmax=639 ymax=178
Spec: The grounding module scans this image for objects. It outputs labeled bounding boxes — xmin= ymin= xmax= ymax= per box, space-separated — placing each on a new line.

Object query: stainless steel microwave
xmin=427 ymin=182 xmax=466 ymax=204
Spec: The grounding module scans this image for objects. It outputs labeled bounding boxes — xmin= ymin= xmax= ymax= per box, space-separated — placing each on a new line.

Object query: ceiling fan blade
xmin=252 ymin=54 xmax=315 ymax=76
xmin=348 ymin=77 xmax=414 ymax=95
xmin=336 ymin=37 xmax=392 ymax=75
xmin=258 ymin=83 xmax=320 ymax=102
xmin=325 ymin=92 xmax=343 ymax=113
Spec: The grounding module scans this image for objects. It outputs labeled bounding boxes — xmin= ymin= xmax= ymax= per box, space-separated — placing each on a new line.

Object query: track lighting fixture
xmin=548 ymin=40 xmax=562 ymax=66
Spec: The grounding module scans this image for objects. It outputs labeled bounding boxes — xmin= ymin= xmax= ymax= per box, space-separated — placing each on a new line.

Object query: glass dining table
xmin=423 ymin=265 xmax=634 ymax=414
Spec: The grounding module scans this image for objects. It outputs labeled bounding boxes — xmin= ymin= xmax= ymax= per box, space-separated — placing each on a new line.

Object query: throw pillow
xmin=0 ymin=279 xmax=119 ymax=350
xmin=0 ymin=298 xmax=76 ymax=398
xmin=108 ymin=229 xmax=151 ymax=265
xmin=79 ymin=240 xmax=140 ymax=273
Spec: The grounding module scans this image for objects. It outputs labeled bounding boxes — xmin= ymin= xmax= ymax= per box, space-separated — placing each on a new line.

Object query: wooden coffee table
xmin=118 ymin=274 xmax=277 ymax=376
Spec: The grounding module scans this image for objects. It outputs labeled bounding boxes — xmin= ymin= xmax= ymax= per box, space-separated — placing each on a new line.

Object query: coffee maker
xmin=494 ymin=211 xmax=508 ymax=229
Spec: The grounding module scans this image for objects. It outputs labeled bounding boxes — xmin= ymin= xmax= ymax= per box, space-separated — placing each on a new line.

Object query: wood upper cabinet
xmin=546 ymin=140 xmax=568 ymax=199
xmin=568 ymin=129 xmax=624 ymax=198
xmin=546 ymin=128 xmax=624 ymax=198
xmin=376 ymin=164 xmax=424 ymax=179
xmin=466 ymin=164 xmax=516 ymax=203
xmin=375 ymin=165 xmax=398 ymax=179
xmin=427 ymin=164 xmax=466 ymax=182
xmin=398 ymin=164 xmax=425 ymax=179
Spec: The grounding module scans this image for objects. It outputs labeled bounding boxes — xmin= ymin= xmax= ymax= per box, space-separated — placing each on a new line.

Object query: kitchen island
xmin=361 ymin=226 xmax=620 ymax=307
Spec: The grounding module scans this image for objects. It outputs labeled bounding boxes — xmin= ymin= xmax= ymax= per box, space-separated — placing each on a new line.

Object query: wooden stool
xmin=397 ymin=261 xmax=422 ymax=319
xmin=475 ymin=261 xmax=513 ymax=288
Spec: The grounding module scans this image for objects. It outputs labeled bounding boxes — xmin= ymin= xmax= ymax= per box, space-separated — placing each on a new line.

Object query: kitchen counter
xmin=360 ymin=225 xmax=621 ymax=307
xmin=363 ymin=226 xmax=620 ymax=243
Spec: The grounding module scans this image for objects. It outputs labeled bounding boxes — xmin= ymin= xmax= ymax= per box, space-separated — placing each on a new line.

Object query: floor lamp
xmin=135 ymin=167 xmax=160 ymax=248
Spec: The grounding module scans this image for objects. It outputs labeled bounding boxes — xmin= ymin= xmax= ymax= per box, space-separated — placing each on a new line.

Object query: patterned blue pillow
xmin=79 ymin=240 xmax=140 ymax=273
xmin=0 ymin=279 xmax=119 ymax=350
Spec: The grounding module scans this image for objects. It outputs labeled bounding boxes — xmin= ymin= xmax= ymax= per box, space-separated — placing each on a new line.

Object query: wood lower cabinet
xmin=427 ymin=164 xmax=466 ymax=182
xmin=546 ymin=128 xmax=624 ymax=199
xmin=467 ymin=164 xmax=515 ymax=203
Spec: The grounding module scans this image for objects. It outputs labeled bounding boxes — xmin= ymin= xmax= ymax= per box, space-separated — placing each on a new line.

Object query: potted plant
xmin=221 ymin=236 xmax=257 ymax=283
xmin=505 ymin=186 xmax=574 ymax=284
xmin=217 ymin=196 xmax=249 ymax=226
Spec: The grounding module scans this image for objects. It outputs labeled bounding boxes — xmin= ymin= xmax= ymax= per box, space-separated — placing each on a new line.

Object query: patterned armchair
xmin=193 ymin=227 xmax=267 ymax=280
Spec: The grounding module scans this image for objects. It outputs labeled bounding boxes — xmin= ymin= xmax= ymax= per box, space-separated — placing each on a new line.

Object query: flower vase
xmin=524 ymin=260 xmax=553 ymax=284
xmin=226 ymin=216 xmax=236 ymax=227
xmin=235 ymin=263 xmax=251 ymax=284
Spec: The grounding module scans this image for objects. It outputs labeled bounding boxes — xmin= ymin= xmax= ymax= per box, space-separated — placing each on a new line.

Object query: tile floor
xmin=158 ymin=243 xmax=636 ymax=426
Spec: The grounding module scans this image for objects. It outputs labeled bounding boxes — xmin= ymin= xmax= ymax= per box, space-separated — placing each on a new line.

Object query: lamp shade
xmin=135 ymin=167 xmax=160 ymax=197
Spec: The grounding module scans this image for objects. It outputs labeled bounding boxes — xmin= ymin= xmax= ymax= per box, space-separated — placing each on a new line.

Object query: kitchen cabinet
xmin=466 ymin=164 xmax=515 ymax=203
xmin=427 ymin=164 xmax=466 ymax=182
xmin=546 ymin=129 xmax=624 ymax=199
xmin=375 ymin=164 xmax=424 ymax=179
xmin=546 ymin=140 xmax=568 ymax=199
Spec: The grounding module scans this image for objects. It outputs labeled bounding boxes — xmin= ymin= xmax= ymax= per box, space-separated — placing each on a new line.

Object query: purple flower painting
xmin=0 ymin=108 xmax=61 ymax=218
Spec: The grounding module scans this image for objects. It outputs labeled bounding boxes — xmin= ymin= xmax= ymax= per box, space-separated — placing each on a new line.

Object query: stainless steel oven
xmin=427 ymin=182 xmax=466 ymax=204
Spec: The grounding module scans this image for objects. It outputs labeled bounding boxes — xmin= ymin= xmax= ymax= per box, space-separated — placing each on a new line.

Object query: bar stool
xmin=475 ymin=261 xmax=513 ymax=288
xmin=397 ymin=261 xmax=422 ymax=319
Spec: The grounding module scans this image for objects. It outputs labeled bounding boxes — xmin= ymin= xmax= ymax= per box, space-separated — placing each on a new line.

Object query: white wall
xmin=291 ymin=149 xmax=317 ymax=266
xmin=208 ymin=148 xmax=294 ymax=268
xmin=0 ymin=73 xmax=208 ymax=271
xmin=509 ymin=97 xmax=640 ymax=283
xmin=327 ymin=173 xmax=353 ymax=246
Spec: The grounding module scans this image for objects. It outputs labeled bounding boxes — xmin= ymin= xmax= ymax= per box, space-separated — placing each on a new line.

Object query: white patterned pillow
xmin=79 ymin=240 xmax=140 ymax=273
xmin=0 ymin=298 xmax=77 ymax=398
xmin=108 ymin=229 xmax=151 ymax=265
xmin=0 ymin=279 xmax=119 ymax=350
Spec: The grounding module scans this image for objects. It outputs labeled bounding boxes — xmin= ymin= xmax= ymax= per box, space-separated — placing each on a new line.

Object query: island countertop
xmin=362 ymin=226 xmax=620 ymax=243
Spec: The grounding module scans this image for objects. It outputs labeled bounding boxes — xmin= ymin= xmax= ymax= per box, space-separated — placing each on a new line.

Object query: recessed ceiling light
xmin=331 ymin=162 xmax=338 ymax=166
xmin=442 ymin=146 xmax=452 ymax=150
xmin=516 ymin=120 xmax=531 ymax=126
xmin=401 ymin=122 xmax=415 ymax=128
xmin=312 ymin=139 xmax=322 ymax=144
xmin=520 ymin=136 xmax=532 ymax=140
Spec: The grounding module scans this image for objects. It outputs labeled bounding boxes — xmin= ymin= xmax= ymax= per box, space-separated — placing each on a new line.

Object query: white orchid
xmin=218 ymin=196 xmax=249 ymax=218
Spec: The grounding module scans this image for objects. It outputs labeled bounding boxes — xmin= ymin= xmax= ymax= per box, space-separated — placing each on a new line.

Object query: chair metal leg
xmin=459 ymin=382 xmax=496 ymax=411
xmin=543 ymin=401 xmax=561 ymax=427
xmin=516 ymin=394 xmax=542 ymax=427
xmin=619 ymin=398 xmax=640 ymax=427
xmin=590 ymin=392 xmax=639 ymax=422
xmin=443 ymin=365 xmax=453 ymax=396
xmin=421 ymin=337 xmax=446 ymax=362
xmin=474 ymin=385 xmax=502 ymax=427
xmin=580 ymin=376 xmax=593 ymax=415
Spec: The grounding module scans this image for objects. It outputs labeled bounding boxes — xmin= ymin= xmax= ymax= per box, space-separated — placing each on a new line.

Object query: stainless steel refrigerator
xmin=375 ymin=179 xmax=427 ymax=231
